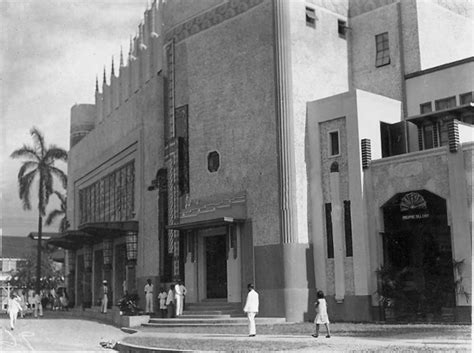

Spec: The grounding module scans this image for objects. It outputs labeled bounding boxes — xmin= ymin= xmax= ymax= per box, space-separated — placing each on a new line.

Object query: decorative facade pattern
xmin=79 ymin=161 xmax=135 ymax=225
xmin=164 ymin=0 xmax=265 ymax=44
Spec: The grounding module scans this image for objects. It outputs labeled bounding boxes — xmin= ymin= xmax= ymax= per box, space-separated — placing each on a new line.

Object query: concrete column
xmin=273 ymin=0 xmax=313 ymax=322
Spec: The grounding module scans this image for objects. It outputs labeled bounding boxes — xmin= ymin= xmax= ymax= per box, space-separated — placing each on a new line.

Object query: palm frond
xmin=45 ymin=209 xmax=63 ymax=226
xmin=44 ymin=146 xmax=68 ymax=163
xmin=39 ymin=169 xmax=54 ymax=215
xmin=10 ymin=145 xmax=40 ymax=161
xmin=17 ymin=161 xmax=38 ymax=180
xmin=19 ymin=169 xmax=37 ymax=210
xmin=50 ymin=166 xmax=67 ymax=189
xmin=30 ymin=127 xmax=46 ymax=158
xmin=53 ymin=190 xmax=67 ymax=209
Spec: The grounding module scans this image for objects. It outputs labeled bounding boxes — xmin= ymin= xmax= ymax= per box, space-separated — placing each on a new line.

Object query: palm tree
xmin=10 ymin=127 xmax=67 ymax=293
xmin=45 ymin=190 xmax=69 ymax=233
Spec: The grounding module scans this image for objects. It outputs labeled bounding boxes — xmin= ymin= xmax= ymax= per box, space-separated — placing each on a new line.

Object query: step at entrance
xmin=145 ymin=300 xmax=285 ymax=327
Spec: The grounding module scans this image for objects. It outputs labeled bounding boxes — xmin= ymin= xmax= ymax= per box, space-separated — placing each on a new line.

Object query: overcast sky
xmin=1 ymin=0 xmax=149 ymax=237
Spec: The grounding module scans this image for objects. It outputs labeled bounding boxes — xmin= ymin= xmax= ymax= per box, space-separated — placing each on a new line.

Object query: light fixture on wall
xmin=84 ymin=245 xmax=93 ymax=272
xmin=103 ymin=239 xmax=113 ymax=269
xmin=126 ymin=231 xmax=138 ymax=265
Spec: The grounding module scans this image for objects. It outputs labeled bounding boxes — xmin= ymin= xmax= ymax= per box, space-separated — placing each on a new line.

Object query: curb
xmin=114 ymin=341 xmax=195 ymax=353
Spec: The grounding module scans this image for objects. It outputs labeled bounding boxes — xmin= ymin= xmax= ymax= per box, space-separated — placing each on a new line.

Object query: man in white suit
xmin=243 ymin=283 xmax=259 ymax=337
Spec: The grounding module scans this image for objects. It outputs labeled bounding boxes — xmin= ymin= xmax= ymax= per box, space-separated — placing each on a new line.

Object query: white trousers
xmin=175 ymin=295 xmax=183 ymax=316
xmin=9 ymin=310 xmax=19 ymax=329
xmin=247 ymin=312 xmax=256 ymax=335
xmin=101 ymin=294 xmax=108 ymax=313
xmin=145 ymin=293 xmax=153 ymax=313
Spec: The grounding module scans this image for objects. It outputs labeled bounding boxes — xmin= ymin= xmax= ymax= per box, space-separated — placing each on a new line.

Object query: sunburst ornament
xmin=400 ymin=192 xmax=427 ymax=212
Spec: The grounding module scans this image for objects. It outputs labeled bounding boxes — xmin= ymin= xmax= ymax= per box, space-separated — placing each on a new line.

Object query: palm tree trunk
xmin=36 ymin=214 xmax=42 ymax=293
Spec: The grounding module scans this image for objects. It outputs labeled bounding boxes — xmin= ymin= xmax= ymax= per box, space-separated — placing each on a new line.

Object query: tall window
xmin=305 ymin=7 xmax=316 ymax=28
xmin=375 ymin=32 xmax=390 ymax=67
xmin=344 ymin=200 xmax=353 ymax=257
xmin=176 ymin=105 xmax=189 ymax=195
xmin=329 ymin=130 xmax=340 ymax=156
xmin=435 ymin=96 xmax=456 ymax=111
xmin=325 ymin=203 xmax=334 ymax=258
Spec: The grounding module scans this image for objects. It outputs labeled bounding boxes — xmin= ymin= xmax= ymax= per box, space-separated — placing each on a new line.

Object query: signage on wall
xmin=399 ymin=192 xmax=429 ymax=220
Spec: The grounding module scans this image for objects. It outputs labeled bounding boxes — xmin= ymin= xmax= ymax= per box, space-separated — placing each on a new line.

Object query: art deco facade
xmin=58 ymin=0 xmax=472 ymax=322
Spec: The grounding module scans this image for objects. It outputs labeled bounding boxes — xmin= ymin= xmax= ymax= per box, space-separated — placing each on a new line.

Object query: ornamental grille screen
xmin=79 ymin=161 xmax=135 ymax=225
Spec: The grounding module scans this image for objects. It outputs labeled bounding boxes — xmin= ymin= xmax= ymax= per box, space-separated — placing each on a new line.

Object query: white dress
xmin=314 ymin=298 xmax=330 ymax=324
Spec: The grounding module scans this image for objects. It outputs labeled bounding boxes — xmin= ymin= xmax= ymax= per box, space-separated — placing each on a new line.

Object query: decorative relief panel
xmin=164 ymin=0 xmax=265 ymax=44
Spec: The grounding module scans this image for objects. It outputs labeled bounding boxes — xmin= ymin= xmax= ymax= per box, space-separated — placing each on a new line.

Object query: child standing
xmin=312 ymin=290 xmax=331 ymax=338
xmin=157 ymin=287 xmax=168 ymax=318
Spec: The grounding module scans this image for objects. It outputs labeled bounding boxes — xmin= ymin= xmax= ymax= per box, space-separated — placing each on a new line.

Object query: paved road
xmin=0 ymin=316 xmax=124 ymax=352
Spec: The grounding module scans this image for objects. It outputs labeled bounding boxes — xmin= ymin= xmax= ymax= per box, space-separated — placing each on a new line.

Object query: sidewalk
xmin=116 ymin=322 xmax=472 ymax=352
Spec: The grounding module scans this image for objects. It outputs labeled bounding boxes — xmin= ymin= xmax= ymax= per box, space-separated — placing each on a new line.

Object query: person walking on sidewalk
xmin=243 ymin=283 xmax=259 ymax=337
xmin=144 ymin=279 xmax=154 ymax=314
xmin=312 ymin=290 xmax=331 ymax=338
xmin=7 ymin=293 xmax=23 ymax=330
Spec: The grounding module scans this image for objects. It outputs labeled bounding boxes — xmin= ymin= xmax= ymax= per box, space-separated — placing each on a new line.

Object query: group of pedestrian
xmin=142 ymin=279 xmax=187 ymax=318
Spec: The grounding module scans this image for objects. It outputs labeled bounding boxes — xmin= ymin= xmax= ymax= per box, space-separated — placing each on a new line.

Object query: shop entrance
xmin=205 ymin=235 xmax=227 ymax=299
xmin=381 ymin=190 xmax=455 ymax=321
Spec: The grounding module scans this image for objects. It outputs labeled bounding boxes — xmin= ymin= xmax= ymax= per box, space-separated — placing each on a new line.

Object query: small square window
xmin=338 ymin=20 xmax=347 ymax=38
xmin=460 ymin=92 xmax=473 ymax=105
xmin=375 ymin=32 xmax=390 ymax=67
xmin=329 ymin=130 xmax=340 ymax=156
xmin=420 ymin=102 xmax=432 ymax=114
xmin=306 ymin=7 xmax=316 ymax=28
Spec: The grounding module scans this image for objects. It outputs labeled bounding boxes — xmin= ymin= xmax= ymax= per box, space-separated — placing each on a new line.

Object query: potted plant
xmin=376 ymin=265 xmax=404 ymax=321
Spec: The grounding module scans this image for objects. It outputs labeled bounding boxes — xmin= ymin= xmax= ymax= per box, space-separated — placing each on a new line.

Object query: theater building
xmin=58 ymin=0 xmax=472 ymax=322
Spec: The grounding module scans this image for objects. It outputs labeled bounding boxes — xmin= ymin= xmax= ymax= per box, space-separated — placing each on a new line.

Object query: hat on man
xmin=103 ymin=280 xmax=107 ymax=284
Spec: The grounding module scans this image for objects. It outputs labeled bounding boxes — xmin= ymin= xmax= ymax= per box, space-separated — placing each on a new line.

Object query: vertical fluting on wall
xmin=273 ymin=0 xmax=298 ymax=244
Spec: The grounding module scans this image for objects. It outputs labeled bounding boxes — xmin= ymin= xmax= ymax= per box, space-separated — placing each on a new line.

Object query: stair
xmin=144 ymin=299 xmax=286 ymax=327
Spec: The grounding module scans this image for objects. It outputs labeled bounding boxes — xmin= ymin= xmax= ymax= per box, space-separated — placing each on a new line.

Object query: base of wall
xmin=326 ymin=295 xmax=372 ymax=322
xmin=455 ymin=306 xmax=471 ymax=323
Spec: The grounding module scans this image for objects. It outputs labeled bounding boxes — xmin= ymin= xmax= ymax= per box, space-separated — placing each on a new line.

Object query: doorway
xmin=205 ymin=235 xmax=227 ymax=299
xmin=381 ymin=190 xmax=455 ymax=321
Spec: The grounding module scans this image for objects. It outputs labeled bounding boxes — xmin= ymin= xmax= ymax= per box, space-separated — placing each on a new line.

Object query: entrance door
xmin=205 ymin=235 xmax=227 ymax=299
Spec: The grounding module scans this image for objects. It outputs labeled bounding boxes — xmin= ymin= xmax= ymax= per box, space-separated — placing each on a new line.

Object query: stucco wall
xmin=172 ymin=1 xmax=280 ymax=246
xmin=351 ymin=2 xmax=403 ymax=103
xmin=290 ymin=0 xmax=350 ymax=243
xmin=68 ymin=74 xmax=164 ymax=278
xmin=417 ymin=1 xmax=474 ymax=71
xmin=405 ymin=61 xmax=474 ymax=116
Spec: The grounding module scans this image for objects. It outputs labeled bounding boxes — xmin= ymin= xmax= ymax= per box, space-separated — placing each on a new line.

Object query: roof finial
xmin=103 ymin=66 xmax=107 ymax=85
xmin=111 ymin=56 xmax=115 ymax=77
xmin=120 ymin=46 xmax=124 ymax=67
xmin=95 ymin=75 xmax=99 ymax=92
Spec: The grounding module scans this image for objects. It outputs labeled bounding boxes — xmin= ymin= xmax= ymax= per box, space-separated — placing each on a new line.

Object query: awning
xmin=166 ymin=217 xmax=245 ymax=231
xmin=47 ymin=230 xmax=94 ymax=250
xmin=79 ymin=221 xmax=139 ymax=238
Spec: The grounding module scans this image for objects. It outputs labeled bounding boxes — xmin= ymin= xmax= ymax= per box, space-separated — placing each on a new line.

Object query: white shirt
xmin=175 ymin=284 xmax=183 ymax=296
xmin=166 ymin=289 xmax=175 ymax=305
xmin=243 ymin=289 xmax=259 ymax=313
xmin=145 ymin=283 xmax=153 ymax=294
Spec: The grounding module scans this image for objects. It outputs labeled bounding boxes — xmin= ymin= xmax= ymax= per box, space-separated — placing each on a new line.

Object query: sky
xmin=1 ymin=0 xmax=150 ymax=237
